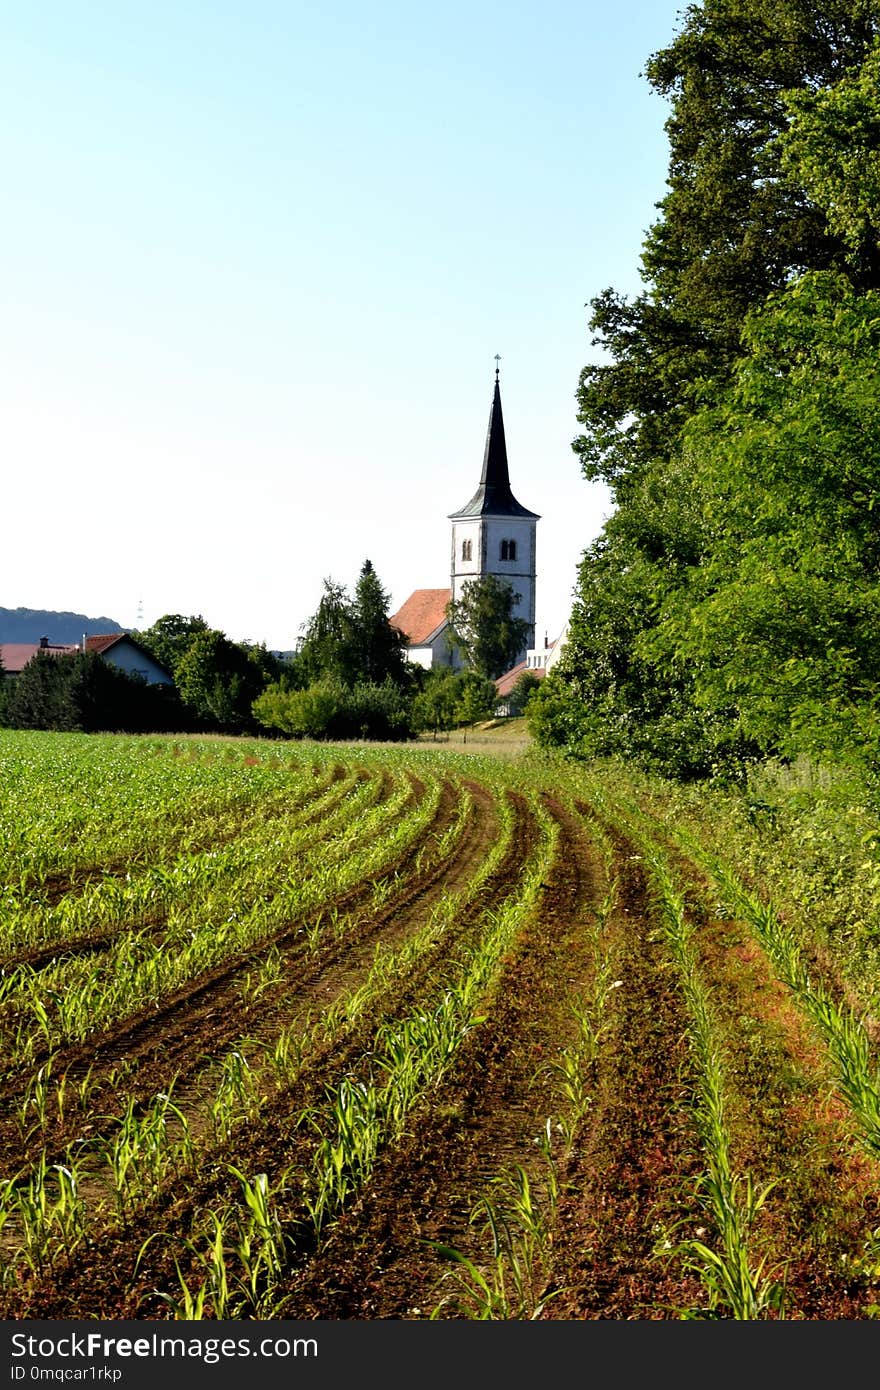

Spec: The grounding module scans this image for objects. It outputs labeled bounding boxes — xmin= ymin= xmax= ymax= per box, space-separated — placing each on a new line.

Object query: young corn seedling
xmin=303 ymin=1078 xmax=382 ymax=1237
xmin=103 ymin=1086 xmax=191 ymax=1219
xmin=12 ymin=1152 xmax=87 ymax=1275
xmin=18 ymin=1058 xmax=57 ymax=1139
xmin=239 ymin=944 xmax=285 ymax=1008
xmin=223 ymin=1166 xmax=291 ymax=1315
xmin=209 ymin=1049 xmax=264 ymax=1145
xmin=648 ymin=852 xmax=784 ymax=1319
xmin=430 ymin=1160 xmax=560 ymax=1320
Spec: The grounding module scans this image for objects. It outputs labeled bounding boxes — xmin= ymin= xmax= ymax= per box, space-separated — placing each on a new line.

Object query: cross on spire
xmin=494 ymin=353 xmax=501 ymax=380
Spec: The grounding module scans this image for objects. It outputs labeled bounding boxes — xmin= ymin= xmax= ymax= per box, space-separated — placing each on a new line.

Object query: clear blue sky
xmin=2 ymin=0 xmax=684 ymax=652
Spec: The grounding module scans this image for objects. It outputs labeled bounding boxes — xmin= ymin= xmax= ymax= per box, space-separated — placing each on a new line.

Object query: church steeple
xmin=448 ymin=360 xmax=540 ymax=667
xmin=449 ymin=363 xmax=539 ymax=521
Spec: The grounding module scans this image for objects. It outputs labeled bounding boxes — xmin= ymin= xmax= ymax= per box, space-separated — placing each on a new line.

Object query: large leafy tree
xmin=643 ymin=271 xmax=880 ymax=762
xmin=576 ymin=0 xmax=880 ymax=492
xmin=174 ymin=630 xmax=269 ymax=733
xmin=297 ymin=580 xmax=356 ymax=685
xmin=297 ymin=561 xmax=410 ymax=688
xmin=446 ymin=575 xmax=531 ymax=680
xmin=542 ymin=0 xmax=880 ymax=777
xmin=136 ymin=615 xmax=209 ymax=677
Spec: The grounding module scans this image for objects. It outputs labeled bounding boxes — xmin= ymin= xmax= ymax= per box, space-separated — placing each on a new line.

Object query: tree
xmin=174 ymin=630 xmax=268 ymax=733
xmin=781 ymin=36 xmax=880 ymax=269
xmin=297 ymin=580 xmax=357 ymax=685
xmin=508 ymin=670 xmax=542 ymax=715
xmin=446 ymin=576 xmax=531 ymax=680
xmin=297 ymin=563 xmax=410 ymax=690
xmin=4 ymin=652 xmax=74 ymax=730
xmin=411 ymin=669 xmax=462 ymax=736
xmin=453 ymin=671 xmax=498 ymax=726
xmin=349 ymin=560 xmax=410 ymax=687
xmin=575 ymin=0 xmax=880 ymax=492
xmin=642 ymin=270 xmax=880 ymax=764
xmin=136 ymin=614 xmax=209 ymax=677
xmin=2 ymin=651 xmax=187 ymax=733
xmin=541 ymin=0 xmax=880 ymax=778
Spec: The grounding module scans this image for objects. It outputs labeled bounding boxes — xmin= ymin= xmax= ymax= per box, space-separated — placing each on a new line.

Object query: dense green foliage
xmin=136 ymin=615 xmax=211 ymax=676
xmin=446 ymin=575 xmax=531 ymax=680
xmin=137 ymin=615 xmax=284 ymax=735
xmin=253 ymin=677 xmax=415 ymax=742
xmin=536 ymin=2 xmax=880 ymax=779
xmin=254 ymin=561 xmax=418 ymax=741
xmin=294 ymin=562 xmax=410 ymax=690
xmin=0 ymin=652 xmax=186 ymax=733
xmin=411 ymin=669 xmax=499 ymax=735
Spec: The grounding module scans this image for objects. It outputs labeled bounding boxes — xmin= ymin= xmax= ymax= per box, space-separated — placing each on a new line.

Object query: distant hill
xmin=0 ymin=607 xmax=125 ymax=643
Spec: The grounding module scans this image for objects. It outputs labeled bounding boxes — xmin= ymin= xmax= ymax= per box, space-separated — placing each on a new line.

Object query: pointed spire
xmin=480 ymin=363 xmax=511 ymax=493
xmin=449 ymin=359 xmax=539 ymax=520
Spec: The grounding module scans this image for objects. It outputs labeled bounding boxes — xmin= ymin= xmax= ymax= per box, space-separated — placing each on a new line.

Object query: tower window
xmin=500 ymin=539 xmax=517 ymax=562
xmin=461 ymin=539 xmax=472 ymax=562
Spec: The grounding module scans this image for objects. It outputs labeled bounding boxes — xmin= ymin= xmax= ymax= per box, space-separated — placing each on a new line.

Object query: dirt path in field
xmin=611 ymin=814 xmax=880 ymax=1319
xmin=268 ymin=797 xmax=706 ymax=1319
xmin=5 ymin=758 xmax=880 ymax=1321
xmin=551 ymin=802 xmax=880 ymax=1320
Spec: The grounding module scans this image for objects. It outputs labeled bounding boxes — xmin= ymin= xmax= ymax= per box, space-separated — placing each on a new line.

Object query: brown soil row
xmin=5 ymin=768 xmax=879 ymax=1320
xmin=1 ymin=779 xmax=539 ymax=1317
xmin=0 ymin=773 xmax=466 ymax=1165
xmin=565 ymin=800 xmax=880 ymax=1319
xmin=232 ymin=797 xmax=706 ymax=1319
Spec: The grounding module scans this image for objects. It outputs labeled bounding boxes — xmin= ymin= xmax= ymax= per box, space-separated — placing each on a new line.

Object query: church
xmin=390 ymin=363 xmax=541 ymax=675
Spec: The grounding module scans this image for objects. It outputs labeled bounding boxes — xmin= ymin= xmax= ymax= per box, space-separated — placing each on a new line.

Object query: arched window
xmin=461 ymin=539 xmax=472 ymax=562
xmin=500 ymin=538 xmax=517 ymax=562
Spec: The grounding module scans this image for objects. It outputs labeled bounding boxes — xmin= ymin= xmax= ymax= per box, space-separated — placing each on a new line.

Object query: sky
xmin=2 ymin=0 xmax=685 ymax=653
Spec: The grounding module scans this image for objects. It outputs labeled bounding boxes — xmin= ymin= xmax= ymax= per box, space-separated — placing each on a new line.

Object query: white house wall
xmin=101 ymin=642 xmax=173 ymax=686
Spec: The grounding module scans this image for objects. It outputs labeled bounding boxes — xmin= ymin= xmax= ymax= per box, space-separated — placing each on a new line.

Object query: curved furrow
xmin=0 ymin=766 xmax=373 ymax=972
xmin=8 ymin=784 xmax=542 ymax=1318
xmin=0 ymin=771 xmax=444 ymax=1151
xmin=251 ymin=796 xmax=621 ymax=1318
xmin=573 ymin=794 xmax=880 ymax=1319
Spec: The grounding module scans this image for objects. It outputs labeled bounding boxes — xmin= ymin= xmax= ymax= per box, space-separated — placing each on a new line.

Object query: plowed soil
xmin=2 ymin=741 xmax=879 ymax=1322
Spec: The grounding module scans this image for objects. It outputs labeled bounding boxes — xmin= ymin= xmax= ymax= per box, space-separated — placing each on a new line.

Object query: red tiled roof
xmin=494 ymin=660 xmax=547 ymax=698
xmin=86 ymin=633 xmax=174 ymax=678
xmin=1 ymin=634 xmax=173 ymax=681
xmin=389 ymin=589 xmax=452 ymax=647
xmin=84 ymin=634 xmax=125 ymax=655
xmin=0 ymin=642 xmax=77 ymax=674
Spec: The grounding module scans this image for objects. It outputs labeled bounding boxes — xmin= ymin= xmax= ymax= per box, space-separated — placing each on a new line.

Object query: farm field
xmin=1 ymin=729 xmax=879 ymax=1320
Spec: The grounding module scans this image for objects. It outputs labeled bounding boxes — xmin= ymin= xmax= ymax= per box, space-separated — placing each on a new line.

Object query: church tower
xmin=448 ymin=362 xmax=540 ymax=662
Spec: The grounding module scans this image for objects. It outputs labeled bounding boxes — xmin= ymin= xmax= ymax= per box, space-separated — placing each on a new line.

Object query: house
xmin=493 ymin=636 xmax=553 ymax=715
xmin=1 ymin=634 xmax=173 ymax=686
xmin=80 ymin=634 xmax=173 ymax=686
xmin=392 ymin=363 xmax=540 ymax=671
xmin=388 ymin=589 xmax=454 ymax=670
xmin=0 ymin=638 xmax=75 ymax=676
